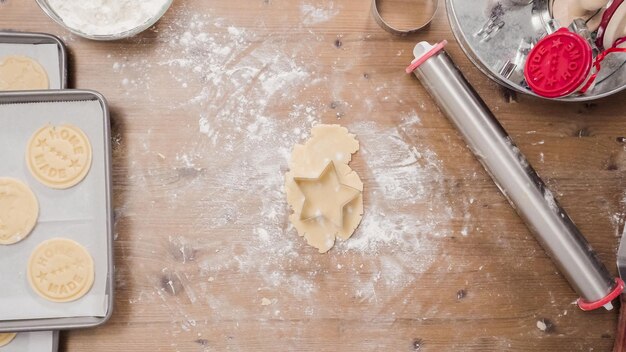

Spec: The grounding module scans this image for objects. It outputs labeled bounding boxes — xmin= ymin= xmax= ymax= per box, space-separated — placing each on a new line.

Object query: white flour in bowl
xmin=46 ymin=0 xmax=171 ymax=36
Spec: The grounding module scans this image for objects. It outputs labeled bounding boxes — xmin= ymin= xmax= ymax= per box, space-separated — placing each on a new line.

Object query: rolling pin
xmin=406 ymin=40 xmax=623 ymax=310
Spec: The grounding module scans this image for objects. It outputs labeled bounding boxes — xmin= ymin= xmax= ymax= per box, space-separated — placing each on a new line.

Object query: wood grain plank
xmin=1 ymin=0 xmax=625 ymax=351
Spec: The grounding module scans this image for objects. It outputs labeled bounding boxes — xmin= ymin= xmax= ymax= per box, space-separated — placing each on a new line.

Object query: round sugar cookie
xmin=0 ymin=178 xmax=39 ymax=245
xmin=27 ymin=238 xmax=95 ymax=303
xmin=0 ymin=55 xmax=49 ymax=91
xmin=0 ymin=333 xmax=16 ymax=347
xmin=26 ymin=124 xmax=92 ymax=189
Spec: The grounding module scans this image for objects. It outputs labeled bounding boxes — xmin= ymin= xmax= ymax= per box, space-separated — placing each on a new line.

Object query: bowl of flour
xmin=36 ymin=0 xmax=173 ymax=40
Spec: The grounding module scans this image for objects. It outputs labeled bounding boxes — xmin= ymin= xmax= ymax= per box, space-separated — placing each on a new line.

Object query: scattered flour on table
xmin=260 ymin=297 xmax=272 ymax=306
xmin=108 ymin=5 xmax=472 ymax=342
xmin=300 ymin=1 xmax=340 ymax=25
xmin=612 ymin=193 xmax=626 ymax=236
xmin=343 ymin=116 xmax=450 ymax=253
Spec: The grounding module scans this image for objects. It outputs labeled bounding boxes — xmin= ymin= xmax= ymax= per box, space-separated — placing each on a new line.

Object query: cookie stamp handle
xmin=406 ymin=40 xmax=619 ymax=310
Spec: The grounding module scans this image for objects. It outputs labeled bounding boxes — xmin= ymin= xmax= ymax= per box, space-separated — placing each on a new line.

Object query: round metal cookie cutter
xmin=371 ymin=0 xmax=439 ymax=36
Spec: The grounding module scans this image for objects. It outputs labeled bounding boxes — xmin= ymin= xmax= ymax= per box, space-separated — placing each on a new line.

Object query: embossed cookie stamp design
xmin=0 ymin=177 xmax=39 ymax=245
xmin=27 ymin=238 xmax=95 ymax=303
xmin=26 ymin=124 xmax=92 ymax=189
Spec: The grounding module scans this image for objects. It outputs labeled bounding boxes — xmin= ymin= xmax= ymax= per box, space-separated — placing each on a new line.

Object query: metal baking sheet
xmin=0 ymin=31 xmax=67 ymax=90
xmin=0 ymin=33 xmax=67 ymax=340
xmin=0 ymin=90 xmax=113 ymax=331
xmin=0 ymin=331 xmax=59 ymax=352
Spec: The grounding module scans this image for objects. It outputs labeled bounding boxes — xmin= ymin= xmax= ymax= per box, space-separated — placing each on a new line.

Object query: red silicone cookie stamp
xmin=524 ymin=28 xmax=592 ymax=98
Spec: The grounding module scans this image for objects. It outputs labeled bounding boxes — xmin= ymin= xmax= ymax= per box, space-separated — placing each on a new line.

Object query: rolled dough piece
xmin=285 ymin=124 xmax=364 ymax=253
xmin=0 ymin=56 xmax=49 ymax=91
xmin=0 ymin=178 xmax=39 ymax=245
xmin=0 ymin=333 xmax=16 ymax=347
xmin=26 ymin=124 xmax=93 ymax=189
xmin=27 ymin=238 xmax=95 ymax=303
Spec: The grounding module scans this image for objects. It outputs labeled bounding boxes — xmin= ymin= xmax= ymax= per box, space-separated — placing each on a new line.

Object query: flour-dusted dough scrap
xmin=0 ymin=177 xmax=39 ymax=245
xmin=285 ymin=124 xmax=364 ymax=253
xmin=26 ymin=124 xmax=93 ymax=189
xmin=0 ymin=55 xmax=49 ymax=91
xmin=288 ymin=124 xmax=359 ymax=174
xmin=27 ymin=238 xmax=95 ymax=303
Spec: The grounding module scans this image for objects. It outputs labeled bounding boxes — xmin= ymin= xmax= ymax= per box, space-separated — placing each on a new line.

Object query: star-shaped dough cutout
xmin=294 ymin=161 xmax=361 ymax=228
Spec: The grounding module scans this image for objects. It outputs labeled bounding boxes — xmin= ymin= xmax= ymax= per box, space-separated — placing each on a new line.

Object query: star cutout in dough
xmin=294 ymin=161 xmax=361 ymax=228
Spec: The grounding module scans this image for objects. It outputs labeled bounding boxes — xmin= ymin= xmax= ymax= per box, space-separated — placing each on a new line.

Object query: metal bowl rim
xmin=445 ymin=0 xmax=626 ymax=102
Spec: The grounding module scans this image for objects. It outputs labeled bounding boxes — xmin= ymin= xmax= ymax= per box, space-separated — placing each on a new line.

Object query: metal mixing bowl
xmin=447 ymin=0 xmax=626 ymax=101
xmin=35 ymin=0 xmax=174 ymax=41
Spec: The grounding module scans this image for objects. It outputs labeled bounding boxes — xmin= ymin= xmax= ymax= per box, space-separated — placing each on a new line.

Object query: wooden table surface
xmin=3 ymin=0 xmax=626 ymax=351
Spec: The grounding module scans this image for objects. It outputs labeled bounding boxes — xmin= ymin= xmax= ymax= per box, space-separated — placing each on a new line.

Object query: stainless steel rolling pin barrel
xmin=406 ymin=41 xmax=623 ymax=310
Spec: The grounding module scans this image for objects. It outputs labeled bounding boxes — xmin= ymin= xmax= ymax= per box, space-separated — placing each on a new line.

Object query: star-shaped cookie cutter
xmin=293 ymin=161 xmax=361 ymax=228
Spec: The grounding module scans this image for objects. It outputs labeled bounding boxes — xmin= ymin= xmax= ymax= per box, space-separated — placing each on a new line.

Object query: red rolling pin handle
xmin=578 ymin=278 xmax=624 ymax=311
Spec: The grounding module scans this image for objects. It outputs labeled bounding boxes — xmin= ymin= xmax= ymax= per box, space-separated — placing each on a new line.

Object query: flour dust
xmin=106 ymin=2 xmax=476 ymax=344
